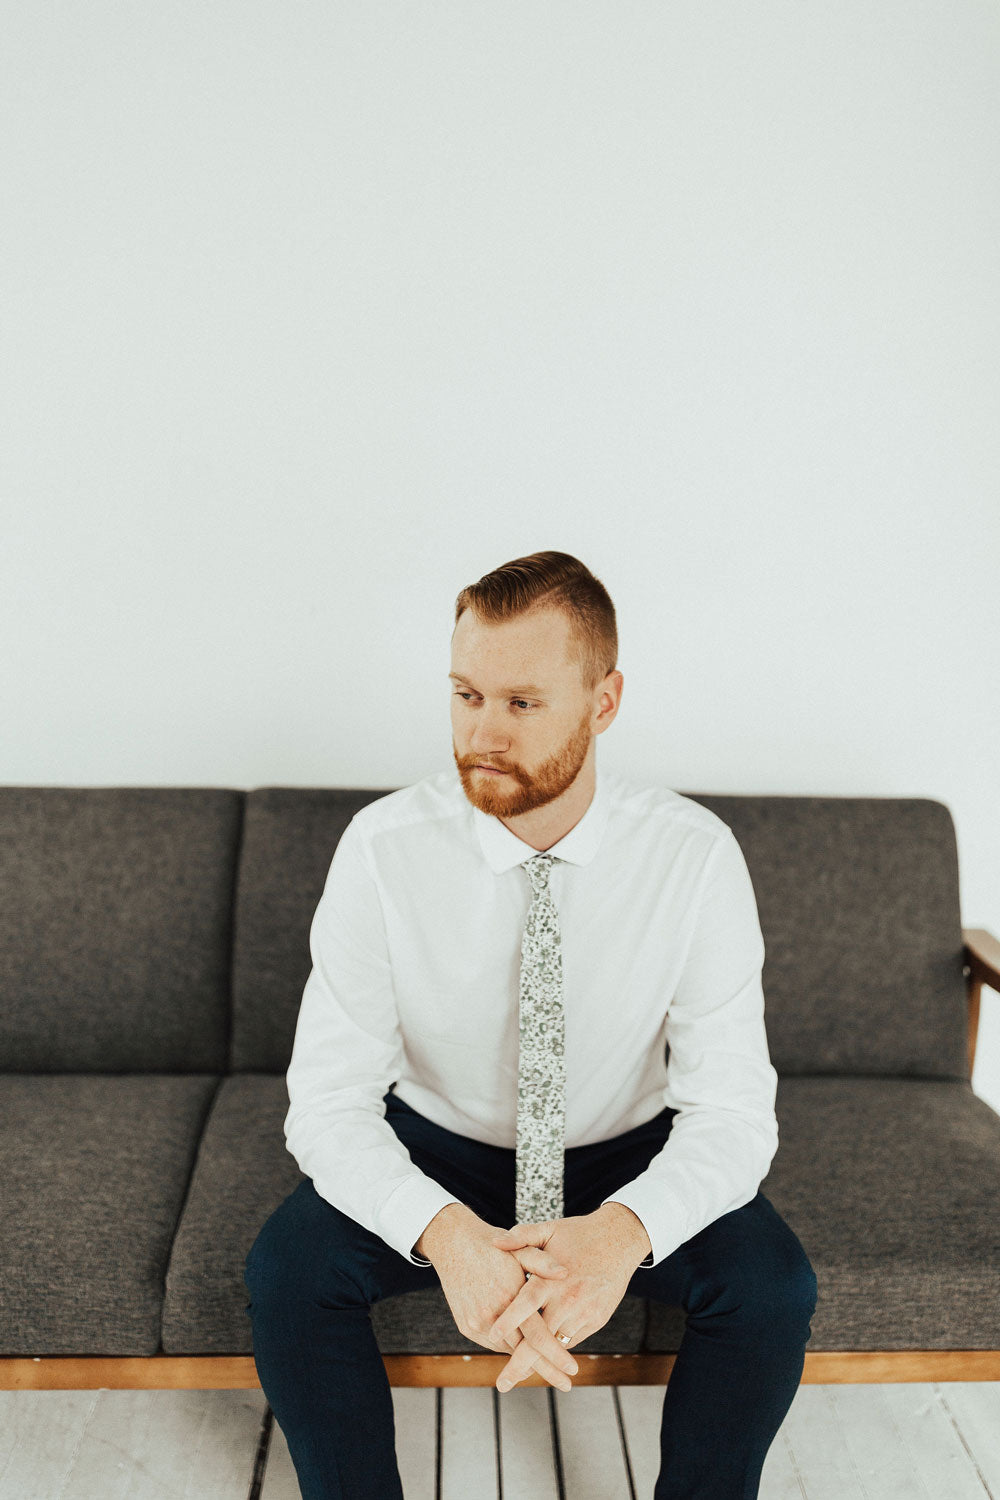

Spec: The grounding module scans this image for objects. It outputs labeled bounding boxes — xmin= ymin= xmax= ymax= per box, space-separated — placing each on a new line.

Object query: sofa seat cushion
xmin=162 ymin=1074 xmax=305 ymax=1354
xmin=161 ymin=1075 xmax=646 ymax=1355
xmin=0 ymin=1075 xmax=219 ymax=1355
xmin=645 ymin=1076 xmax=1000 ymax=1352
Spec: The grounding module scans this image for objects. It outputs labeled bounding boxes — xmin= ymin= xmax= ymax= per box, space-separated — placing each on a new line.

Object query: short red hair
xmin=453 ymin=550 xmax=618 ymax=696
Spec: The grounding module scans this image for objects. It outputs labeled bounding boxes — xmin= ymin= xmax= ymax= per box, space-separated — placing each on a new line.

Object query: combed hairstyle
xmin=453 ymin=550 xmax=618 ymax=696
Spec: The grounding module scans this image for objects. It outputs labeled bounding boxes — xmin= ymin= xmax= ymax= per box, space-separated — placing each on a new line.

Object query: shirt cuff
xmin=378 ymin=1173 xmax=465 ymax=1266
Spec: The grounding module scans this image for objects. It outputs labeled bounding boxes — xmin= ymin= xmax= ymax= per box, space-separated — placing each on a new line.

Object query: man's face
xmin=449 ymin=605 xmax=600 ymax=817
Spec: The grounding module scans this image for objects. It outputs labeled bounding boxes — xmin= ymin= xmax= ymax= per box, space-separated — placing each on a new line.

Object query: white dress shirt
xmin=283 ymin=761 xmax=779 ymax=1270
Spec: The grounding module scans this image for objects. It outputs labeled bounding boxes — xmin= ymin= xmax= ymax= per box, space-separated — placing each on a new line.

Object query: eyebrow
xmin=448 ymin=672 xmax=547 ymax=695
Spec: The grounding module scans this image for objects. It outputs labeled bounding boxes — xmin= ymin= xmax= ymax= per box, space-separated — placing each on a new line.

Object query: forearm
xmin=592 ymin=1201 xmax=653 ymax=1266
xmin=413 ymin=1201 xmax=478 ymax=1262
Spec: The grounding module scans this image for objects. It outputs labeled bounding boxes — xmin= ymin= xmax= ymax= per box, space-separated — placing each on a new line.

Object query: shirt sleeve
xmin=600 ymin=828 xmax=779 ymax=1268
xmin=283 ymin=814 xmax=463 ymax=1265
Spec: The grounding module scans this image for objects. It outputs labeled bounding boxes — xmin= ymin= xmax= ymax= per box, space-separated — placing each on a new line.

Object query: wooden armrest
xmin=962 ymin=928 xmax=1000 ymax=1076
xmin=963 ymin=928 xmax=1000 ymax=992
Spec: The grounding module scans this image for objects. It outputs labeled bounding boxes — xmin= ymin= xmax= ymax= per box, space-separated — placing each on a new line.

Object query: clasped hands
xmin=485 ymin=1209 xmax=641 ymax=1393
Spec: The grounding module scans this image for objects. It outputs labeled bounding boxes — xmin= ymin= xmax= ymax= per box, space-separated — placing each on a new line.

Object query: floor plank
xmin=939 ymin=1382 xmax=1000 ymax=1496
xmin=260 ymin=1416 xmax=302 ymax=1500
xmin=440 ymin=1387 xmax=498 ymax=1499
xmin=0 ymin=1389 xmax=264 ymax=1500
xmin=617 ymin=1385 xmax=665 ymax=1499
xmin=780 ymin=1385 xmax=881 ymax=1499
xmin=880 ymin=1383 xmax=993 ymax=1499
xmin=496 ymin=1386 xmax=560 ymax=1499
xmin=391 ymin=1387 xmax=437 ymax=1500
xmin=0 ymin=1390 xmax=100 ymax=1500
xmin=831 ymin=1384 xmax=987 ymax=1499
xmin=552 ymin=1386 xmax=633 ymax=1498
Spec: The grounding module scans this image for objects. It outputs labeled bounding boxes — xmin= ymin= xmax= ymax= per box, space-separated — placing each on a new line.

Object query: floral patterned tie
xmin=515 ymin=852 xmax=566 ymax=1225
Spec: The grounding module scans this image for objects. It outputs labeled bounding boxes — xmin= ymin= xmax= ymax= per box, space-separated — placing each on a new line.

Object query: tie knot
xmin=522 ymin=851 xmax=557 ymax=894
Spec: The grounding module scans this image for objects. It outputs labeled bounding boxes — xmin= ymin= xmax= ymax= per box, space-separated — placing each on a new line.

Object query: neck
xmin=500 ymin=762 xmax=596 ymax=852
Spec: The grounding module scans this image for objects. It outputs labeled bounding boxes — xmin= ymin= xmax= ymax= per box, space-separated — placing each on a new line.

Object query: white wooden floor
xmin=1 ymin=1382 xmax=998 ymax=1499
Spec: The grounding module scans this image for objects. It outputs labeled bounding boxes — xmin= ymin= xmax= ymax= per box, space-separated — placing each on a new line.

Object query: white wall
xmin=3 ymin=2 xmax=998 ymax=1104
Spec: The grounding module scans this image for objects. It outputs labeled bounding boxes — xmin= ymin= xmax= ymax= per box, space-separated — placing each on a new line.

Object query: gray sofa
xmin=2 ymin=784 xmax=999 ymax=1390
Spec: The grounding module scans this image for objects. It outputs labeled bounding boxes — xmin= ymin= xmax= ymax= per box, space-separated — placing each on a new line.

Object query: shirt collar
xmin=470 ymin=760 xmax=611 ymax=873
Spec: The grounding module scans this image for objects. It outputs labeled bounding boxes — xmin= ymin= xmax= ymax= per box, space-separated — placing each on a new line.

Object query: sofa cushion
xmin=161 ymin=1075 xmax=646 ymax=1355
xmin=684 ymin=795 xmax=968 ymax=1079
xmin=162 ymin=1074 xmax=305 ymax=1353
xmin=644 ymin=1076 xmax=1000 ymax=1353
xmin=229 ymin=788 xmax=392 ymax=1072
xmin=0 ymin=1075 xmax=218 ymax=1355
xmin=0 ymin=788 xmax=241 ymax=1071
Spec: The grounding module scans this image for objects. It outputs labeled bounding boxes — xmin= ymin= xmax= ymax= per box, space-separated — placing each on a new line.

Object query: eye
xmin=452 ymin=692 xmax=535 ymax=712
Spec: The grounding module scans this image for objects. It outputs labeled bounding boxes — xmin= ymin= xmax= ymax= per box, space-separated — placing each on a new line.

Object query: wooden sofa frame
xmin=3 ymin=928 xmax=999 ymax=1393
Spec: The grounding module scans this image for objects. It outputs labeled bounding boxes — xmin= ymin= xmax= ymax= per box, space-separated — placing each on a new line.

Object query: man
xmin=244 ymin=549 xmax=817 ymax=1500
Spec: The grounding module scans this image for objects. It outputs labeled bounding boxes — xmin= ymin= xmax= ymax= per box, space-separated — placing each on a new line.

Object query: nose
xmin=468 ymin=706 xmax=511 ymax=755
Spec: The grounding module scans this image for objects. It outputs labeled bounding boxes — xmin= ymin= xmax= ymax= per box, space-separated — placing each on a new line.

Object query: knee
xmin=698 ymin=1237 xmax=816 ymax=1337
xmin=243 ymin=1193 xmax=367 ymax=1313
xmin=780 ymin=1254 xmax=818 ymax=1321
xmin=748 ymin=1248 xmax=818 ymax=1335
xmin=243 ymin=1195 xmax=316 ymax=1306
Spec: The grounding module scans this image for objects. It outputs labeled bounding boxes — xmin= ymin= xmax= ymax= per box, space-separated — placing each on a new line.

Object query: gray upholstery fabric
xmin=0 ymin=788 xmax=241 ymax=1072
xmin=681 ymin=794 xmax=969 ymax=1080
xmin=0 ymin=1074 xmax=218 ymax=1354
xmin=229 ymin=788 xmax=392 ymax=1072
xmin=647 ymin=1076 xmax=1000 ymax=1351
xmin=162 ymin=1074 xmax=305 ymax=1354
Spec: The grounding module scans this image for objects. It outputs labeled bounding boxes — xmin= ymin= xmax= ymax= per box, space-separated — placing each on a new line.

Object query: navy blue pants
xmin=244 ymin=1089 xmax=817 ymax=1500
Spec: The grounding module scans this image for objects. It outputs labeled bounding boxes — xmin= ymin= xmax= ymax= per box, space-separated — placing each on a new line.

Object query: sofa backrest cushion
xmin=229 ymin=787 xmax=392 ymax=1072
xmin=231 ymin=785 xmax=969 ymax=1081
xmin=0 ymin=788 xmax=241 ymax=1072
xmin=684 ymin=792 xmax=968 ymax=1079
